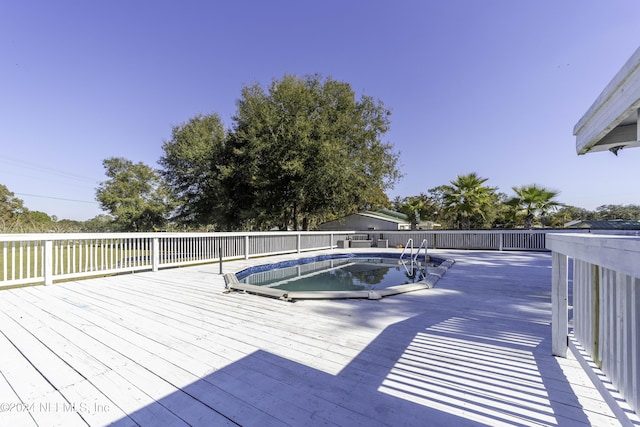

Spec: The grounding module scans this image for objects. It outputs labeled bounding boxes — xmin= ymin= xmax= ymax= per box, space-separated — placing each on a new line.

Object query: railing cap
xmin=547 ymin=233 xmax=640 ymax=278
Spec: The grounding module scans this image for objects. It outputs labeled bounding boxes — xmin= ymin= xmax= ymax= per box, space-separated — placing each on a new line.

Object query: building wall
xmin=317 ymin=214 xmax=405 ymax=231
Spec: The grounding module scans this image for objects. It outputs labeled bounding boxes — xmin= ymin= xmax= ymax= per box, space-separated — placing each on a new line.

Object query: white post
xmin=244 ymin=235 xmax=250 ymax=260
xmin=297 ymin=233 xmax=301 ymax=254
xmin=152 ymin=238 xmax=160 ymax=272
xmin=552 ymin=251 xmax=569 ymax=357
xmin=632 ymin=278 xmax=640 ymax=413
xmin=44 ymin=240 xmax=53 ymax=286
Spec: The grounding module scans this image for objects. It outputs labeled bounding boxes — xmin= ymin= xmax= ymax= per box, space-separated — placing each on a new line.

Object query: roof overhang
xmin=574 ymin=46 xmax=640 ymax=155
xmin=357 ymin=212 xmax=406 ymax=224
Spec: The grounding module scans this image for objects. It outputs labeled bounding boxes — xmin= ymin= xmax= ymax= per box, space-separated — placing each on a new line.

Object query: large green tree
xmin=508 ymin=184 xmax=562 ymax=229
xmin=96 ymin=157 xmax=173 ymax=231
xmin=225 ymin=74 xmax=401 ymax=230
xmin=440 ymin=173 xmax=498 ymax=229
xmin=159 ymin=114 xmax=228 ymax=228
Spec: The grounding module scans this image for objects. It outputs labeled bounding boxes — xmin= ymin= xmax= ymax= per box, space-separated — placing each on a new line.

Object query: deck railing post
xmin=152 ymin=238 xmax=160 ymax=272
xmin=219 ymin=245 xmax=223 ymax=275
xmin=552 ymin=250 xmax=569 ymax=357
xmin=297 ymin=233 xmax=301 ymax=254
xmin=44 ymin=240 xmax=53 ymax=286
xmin=244 ymin=235 xmax=250 ymax=260
xmin=499 ymin=232 xmax=504 ymax=251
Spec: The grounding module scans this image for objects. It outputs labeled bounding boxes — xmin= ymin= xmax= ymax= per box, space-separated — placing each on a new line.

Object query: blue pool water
xmin=237 ymin=253 xmax=440 ymax=292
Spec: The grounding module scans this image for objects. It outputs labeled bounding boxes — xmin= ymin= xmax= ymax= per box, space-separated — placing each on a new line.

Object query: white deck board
xmin=0 ymin=249 xmax=638 ymax=426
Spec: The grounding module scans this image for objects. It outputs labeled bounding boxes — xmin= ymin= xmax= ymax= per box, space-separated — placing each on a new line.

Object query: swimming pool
xmin=226 ymin=252 xmax=455 ymax=301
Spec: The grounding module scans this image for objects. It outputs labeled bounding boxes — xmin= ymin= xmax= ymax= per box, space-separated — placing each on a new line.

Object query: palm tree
xmin=441 ymin=173 xmax=496 ymax=229
xmin=509 ymin=184 xmax=562 ymax=229
xmin=398 ymin=195 xmax=427 ymax=230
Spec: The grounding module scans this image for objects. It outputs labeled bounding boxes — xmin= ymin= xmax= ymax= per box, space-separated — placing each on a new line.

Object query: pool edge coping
xmin=223 ymin=252 xmax=456 ymax=302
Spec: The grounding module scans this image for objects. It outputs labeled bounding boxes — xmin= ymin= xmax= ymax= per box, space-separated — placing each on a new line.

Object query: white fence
xmin=547 ymin=233 xmax=640 ymax=417
xmin=0 ymin=231 xmax=352 ymax=288
xmin=0 ymin=229 xmax=591 ymax=288
xmin=374 ymin=229 xmax=587 ymax=250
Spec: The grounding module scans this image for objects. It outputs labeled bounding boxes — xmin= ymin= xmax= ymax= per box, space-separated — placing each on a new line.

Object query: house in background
xmin=317 ymin=209 xmax=439 ymax=231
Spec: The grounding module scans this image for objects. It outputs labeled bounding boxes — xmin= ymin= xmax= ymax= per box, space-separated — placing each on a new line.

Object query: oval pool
xmin=227 ymin=253 xmax=454 ymax=301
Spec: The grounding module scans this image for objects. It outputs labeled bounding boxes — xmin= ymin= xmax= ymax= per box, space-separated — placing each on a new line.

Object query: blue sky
xmin=2 ymin=1 xmax=640 ymax=221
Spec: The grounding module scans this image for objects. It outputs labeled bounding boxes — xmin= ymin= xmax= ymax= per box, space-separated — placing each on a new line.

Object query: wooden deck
xmin=0 ymin=249 xmax=638 ymax=427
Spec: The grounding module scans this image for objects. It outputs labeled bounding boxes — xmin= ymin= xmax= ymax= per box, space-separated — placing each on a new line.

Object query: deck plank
xmin=0 ymin=249 xmax=637 ymax=426
xmin=0 ymin=369 xmax=38 ymax=427
xmin=6 ymin=290 xmax=278 ymax=426
xmin=0 ymin=323 xmax=88 ymax=426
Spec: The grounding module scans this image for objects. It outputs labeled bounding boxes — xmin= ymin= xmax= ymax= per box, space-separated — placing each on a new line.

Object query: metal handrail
xmin=400 ymin=238 xmax=417 ymax=277
xmin=399 ymin=239 xmax=413 ymax=261
xmin=413 ymin=239 xmax=428 ymax=265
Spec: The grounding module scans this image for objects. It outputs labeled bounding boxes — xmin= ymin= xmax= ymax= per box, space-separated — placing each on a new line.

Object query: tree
xmin=159 ymin=114 xmax=228 ymax=228
xmin=96 ymin=158 xmax=173 ymax=231
xmin=508 ymin=184 xmax=562 ymax=229
xmin=423 ymin=185 xmax=450 ymax=227
xmin=50 ymin=219 xmax=84 ymax=233
xmin=224 ymin=74 xmax=401 ymax=230
xmin=488 ymin=192 xmax=516 ymax=228
xmin=0 ymin=184 xmax=28 ymax=232
xmin=396 ymin=194 xmax=434 ymax=230
xmin=593 ymin=204 xmax=640 ymax=220
xmin=440 ymin=173 xmax=497 ymax=229
xmin=545 ymin=205 xmax=593 ymax=228
xmin=82 ymin=214 xmax=117 ymax=232
xmin=22 ymin=211 xmax=54 ymax=232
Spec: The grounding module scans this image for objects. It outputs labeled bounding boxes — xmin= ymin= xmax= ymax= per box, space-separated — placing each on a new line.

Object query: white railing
xmin=0 ymin=231 xmax=353 ymax=288
xmin=375 ymin=229 xmax=588 ymax=250
xmin=547 ymin=233 xmax=640 ymax=417
xmin=0 ymin=229 xmax=591 ymax=288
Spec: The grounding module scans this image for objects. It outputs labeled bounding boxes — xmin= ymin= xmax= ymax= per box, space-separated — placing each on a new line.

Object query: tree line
xmin=2 ymin=74 xmax=639 ymax=233
xmin=0 ymin=183 xmax=112 ymax=233
xmin=3 ymin=174 xmax=639 ymax=233
xmin=3 ymin=178 xmax=640 ymax=233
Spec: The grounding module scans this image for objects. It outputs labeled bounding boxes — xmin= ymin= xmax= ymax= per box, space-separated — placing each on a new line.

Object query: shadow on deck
xmin=118 ymin=291 xmax=594 ymax=426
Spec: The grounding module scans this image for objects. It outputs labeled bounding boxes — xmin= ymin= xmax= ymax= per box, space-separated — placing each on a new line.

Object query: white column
xmin=631 ymin=278 xmax=640 ymax=414
xmin=44 ymin=240 xmax=53 ymax=286
xmin=152 ymin=238 xmax=160 ymax=272
xmin=552 ymin=251 xmax=569 ymax=357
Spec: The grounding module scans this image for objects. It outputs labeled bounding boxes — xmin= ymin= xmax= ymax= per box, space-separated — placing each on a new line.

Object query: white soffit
xmin=574 ymin=46 xmax=640 ymax=155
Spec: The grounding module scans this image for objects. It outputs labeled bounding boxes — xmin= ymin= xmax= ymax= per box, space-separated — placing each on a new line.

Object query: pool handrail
xmin=399 ymin=238 xmax=414 ymax=261
xmin=413 ymin=239 xmax=428 ymax=265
